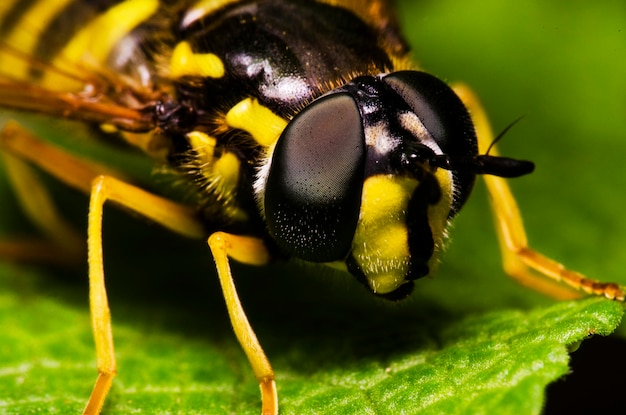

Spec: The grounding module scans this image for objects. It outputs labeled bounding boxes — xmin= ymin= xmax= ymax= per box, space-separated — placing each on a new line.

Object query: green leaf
xmin=1 ymin=1 xmax=626 ymax=414
xmin=0 ymin=261 xmax=623 ymax=415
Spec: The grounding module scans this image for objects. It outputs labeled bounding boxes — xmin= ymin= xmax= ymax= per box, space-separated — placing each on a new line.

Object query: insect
xmin=0 ymin=0 xmax=624 ymax=414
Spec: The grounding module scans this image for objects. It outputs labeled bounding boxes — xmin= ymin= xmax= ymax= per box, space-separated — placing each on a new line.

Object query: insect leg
xmin=207 ymin=232 xmax=277 ymax=415
xmin=453 ymin=84 xmax=625 ymax=301
xmin=0 ymin=121 xmax=87 ymax=263
xmin=84 ymin=175 xmax=204 ymax=414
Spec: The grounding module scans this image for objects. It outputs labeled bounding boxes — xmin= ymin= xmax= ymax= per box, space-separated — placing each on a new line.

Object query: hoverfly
xmin=0 ymin=0 xmax=624 ymax=414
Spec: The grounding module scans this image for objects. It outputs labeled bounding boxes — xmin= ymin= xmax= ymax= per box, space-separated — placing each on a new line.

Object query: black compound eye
xmin=264 ymin=93 xmax=365 ymax=262
xmin=383 ymin=71 xmax=447 ymax=142
xmin=382 ymin=71 xmax=476 ymax=155
xmin=382 ymin=70 xmax=478 ymax=216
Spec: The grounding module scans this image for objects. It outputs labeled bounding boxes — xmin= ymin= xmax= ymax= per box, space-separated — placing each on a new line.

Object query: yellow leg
xmin=0 ymin=121 xmax=137 ymax=263
xmin=84 ymin=175 xmax=204 ymax=414
xmin=0 ymin=123 xmax=207 ymax=413
xmin=453 ymin=84 xmax=625 ymax=301
xmin=208 ymin=232 xmax=277 ymax=415
xmin=0 ymin=122 xmax=89 ymax=262
xmin=0 ymin=121 xmax=123 ymax=194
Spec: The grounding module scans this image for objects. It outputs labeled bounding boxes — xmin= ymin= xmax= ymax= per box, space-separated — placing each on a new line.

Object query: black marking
xmin=406 ymin=173 xmax=441 ymax=281
xmin=155 ymin=100 xmax=197 ymax=136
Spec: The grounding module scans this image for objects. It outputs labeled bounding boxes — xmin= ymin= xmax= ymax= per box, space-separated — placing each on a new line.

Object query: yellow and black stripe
xmin=0 ymin=0 xmax=161 ymax=86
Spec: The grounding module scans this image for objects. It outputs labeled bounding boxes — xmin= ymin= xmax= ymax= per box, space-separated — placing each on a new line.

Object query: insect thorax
xmin=154 ymin=0 xmax=405 ymax=232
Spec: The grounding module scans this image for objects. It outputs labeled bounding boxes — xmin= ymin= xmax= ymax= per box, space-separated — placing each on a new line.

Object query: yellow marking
xmin=170 ymin=41 xmax=225 ymax=79
xmin=187 ymin=131 xmax=217 ymax=165
xmin=427 ymin=167 xmax=453 ymax=255
xmin=186 ymin=131 xmax=246 ymax=222
xmin=213 ymin=151 xmax=240 ymax=189
xmin=43 ymin=0 xmax=159 ymax=89
xmin=351 ymin=175 xmax=417 ymax=294
xmin=2 ymin=0 xmax=74 ymax=79
xmin=102 ymin=123 xmax=172 ymax=161
xmin=182 ymin=0 xmax=240 ymax=28
xmin=99 ymin=124 xmax=118 ymax=134
xmin=226 ymin=98 xmax=288 ymax=147
xmin=351 ymin=169 xmax=453 ymax=294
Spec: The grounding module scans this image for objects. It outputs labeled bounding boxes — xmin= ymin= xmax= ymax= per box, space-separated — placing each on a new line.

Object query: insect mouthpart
xmin=154 ymin=100 xmax=198 ymax=135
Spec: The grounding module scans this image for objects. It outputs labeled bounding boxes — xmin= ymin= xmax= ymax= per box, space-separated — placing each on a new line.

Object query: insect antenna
xmin=485 ymin=116 xmax=524 ymax=155
xmin=428 ymin=116 xmax=534 ymax=178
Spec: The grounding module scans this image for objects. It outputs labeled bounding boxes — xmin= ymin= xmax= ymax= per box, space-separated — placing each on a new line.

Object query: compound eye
xmin=383 ymin=70 xmax=478 ymax=215
xmin=383 ymin=71 xmax=451 ymax=144
xmin=264 ymin=93 xmax=365 ymax=262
